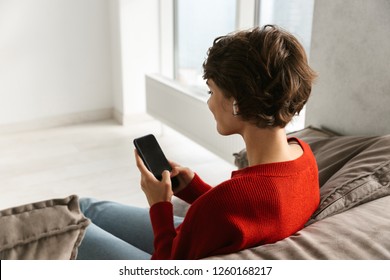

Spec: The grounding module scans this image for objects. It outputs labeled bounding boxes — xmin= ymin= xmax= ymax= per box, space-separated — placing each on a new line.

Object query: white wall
xmin=109 ymin=0 xmax=124 ymax=121
xmin=117 ymin=0 xmax=160 ymax=124
xmin=0 ymin=0 xmax=113 ymax=128
xmin=306 ymin=0 xmax=390 ymax=135
xmin=0 ymin=0 xmax=197 ymax=130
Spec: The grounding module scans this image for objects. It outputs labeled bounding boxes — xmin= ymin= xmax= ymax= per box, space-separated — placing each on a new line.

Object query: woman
xmin=77 ymin=25 xmax=319 ymax=260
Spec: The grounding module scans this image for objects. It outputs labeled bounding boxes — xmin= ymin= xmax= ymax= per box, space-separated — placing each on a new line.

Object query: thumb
xmin=161 ymin=170 xmax=171 ymax=185
xmin=171 ymin=166 xmax=180 ymax=177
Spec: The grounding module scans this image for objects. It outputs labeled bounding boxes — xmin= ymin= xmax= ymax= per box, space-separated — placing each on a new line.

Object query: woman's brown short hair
xmin=203 ymin=25 xmax=317 ymax=128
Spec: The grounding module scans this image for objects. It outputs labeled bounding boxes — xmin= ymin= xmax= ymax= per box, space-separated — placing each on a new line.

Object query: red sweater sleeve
xmin=150 ymin=185 xmax=254 ymax=260
xmin=149 ymin=202 xmax=176 ymax=260
xmin=149 ymin=174 xmax=214 ymax=259
xmin=175 ymin=173 xmax=213 ymax=204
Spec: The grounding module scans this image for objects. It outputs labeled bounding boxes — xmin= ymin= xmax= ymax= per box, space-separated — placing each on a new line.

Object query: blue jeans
xmin=76 ymin=198 xmax=184 ymax=260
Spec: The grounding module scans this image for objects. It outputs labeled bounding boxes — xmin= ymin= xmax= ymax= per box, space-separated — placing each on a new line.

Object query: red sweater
xmin=149 ymin=138 xmax=320 ymax=259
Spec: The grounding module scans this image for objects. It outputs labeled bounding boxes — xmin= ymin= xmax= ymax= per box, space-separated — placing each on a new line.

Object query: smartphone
xmin=133 ymin=134 xmax=179 ymax=188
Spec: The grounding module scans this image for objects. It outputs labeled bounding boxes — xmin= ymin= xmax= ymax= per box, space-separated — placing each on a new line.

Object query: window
xmin=173 ymin=0 xmax=315 ymax=91
xmin=174 ymin=0 xmax=236 ymax=92
xmin=259 ymin=0 xmax=315 ymax=57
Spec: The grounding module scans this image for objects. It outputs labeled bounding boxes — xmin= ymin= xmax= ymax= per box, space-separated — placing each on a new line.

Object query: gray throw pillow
xmin=0 ymin=195 xmax=90 ymax=260
xmin=307 ymin=135 xmax=390 ymax=224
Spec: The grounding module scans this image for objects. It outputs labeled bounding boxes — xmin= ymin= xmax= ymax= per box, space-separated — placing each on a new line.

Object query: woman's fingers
xmin=134 ymin=149 xmax=146 ymax=171
xmin=134 ymin=150 xmax=155 ymax=177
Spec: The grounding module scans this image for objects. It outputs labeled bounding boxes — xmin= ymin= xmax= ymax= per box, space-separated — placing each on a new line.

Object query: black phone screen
xmin=133 ymin=134 xmax=179 ymax=188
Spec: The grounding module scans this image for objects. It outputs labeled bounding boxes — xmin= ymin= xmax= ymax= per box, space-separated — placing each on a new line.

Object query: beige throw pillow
xmin=0 ymin=195 xmax=90 ymax=260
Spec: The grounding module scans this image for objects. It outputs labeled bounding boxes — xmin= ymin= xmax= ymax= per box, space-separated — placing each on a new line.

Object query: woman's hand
xmin=169 ymin=161 xmax=195 ymax=194
xmin=135 ymin=150 xmax=173 ymax=207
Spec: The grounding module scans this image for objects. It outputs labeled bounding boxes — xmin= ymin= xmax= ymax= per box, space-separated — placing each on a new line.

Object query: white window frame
xmin=158 ymin=0 xmax=175 ymax=79
xmin=158 ymin=0 xmax=257 ymax=79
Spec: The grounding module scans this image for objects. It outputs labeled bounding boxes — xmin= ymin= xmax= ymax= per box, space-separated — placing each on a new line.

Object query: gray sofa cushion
xmin=307 ymin=135 xmax=390 ymax=224
xmin=0 ymin=195 xmax=90 ymax=260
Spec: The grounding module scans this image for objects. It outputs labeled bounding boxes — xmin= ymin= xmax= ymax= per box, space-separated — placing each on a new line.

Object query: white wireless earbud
xmin=232 ymin=100 xmax=239 ymax=116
